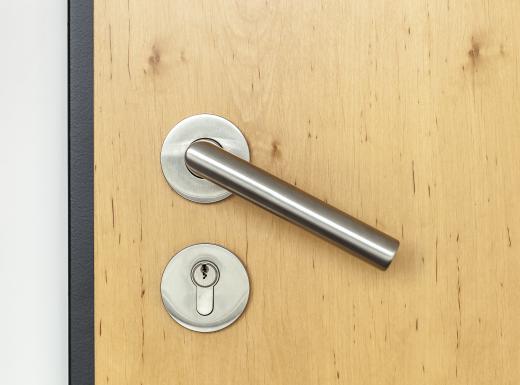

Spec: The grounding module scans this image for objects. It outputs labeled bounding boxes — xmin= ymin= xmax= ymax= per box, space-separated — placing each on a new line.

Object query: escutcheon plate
xmin=160 ymin=243 xmax=250 ymax=333
xmin=160 ymin=114 xmax=250 ymax=203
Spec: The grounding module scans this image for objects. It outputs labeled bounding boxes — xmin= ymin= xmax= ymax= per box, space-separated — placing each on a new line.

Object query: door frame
xmin=69 ymin=0 xmax=94 ymax=384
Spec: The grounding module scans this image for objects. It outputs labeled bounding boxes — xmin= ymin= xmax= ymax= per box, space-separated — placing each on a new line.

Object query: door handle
xmin=185 ymin=140 xmax=398 ymax=269
xmin=161 ymin=114 xmax=399 ymax=270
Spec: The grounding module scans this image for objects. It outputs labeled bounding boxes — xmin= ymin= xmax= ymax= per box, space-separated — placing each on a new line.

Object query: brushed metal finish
xmin=185 ymin=141 xmax=399 ymax=269
xmin=160 ymin=114 xmax=250 ymax=203
xmin=161 ymin=243 xmax=249 ymax=333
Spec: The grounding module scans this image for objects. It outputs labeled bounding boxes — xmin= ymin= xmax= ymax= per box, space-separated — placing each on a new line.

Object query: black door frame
xmin=69 ymin=0 xmax=94 ymax=383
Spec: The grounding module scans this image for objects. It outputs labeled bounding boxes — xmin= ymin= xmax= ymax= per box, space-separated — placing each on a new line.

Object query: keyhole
xmin=191 ymin=261 xmax=220 ymax=316
xmin=201 ymin=264 xmax=208 ymax=279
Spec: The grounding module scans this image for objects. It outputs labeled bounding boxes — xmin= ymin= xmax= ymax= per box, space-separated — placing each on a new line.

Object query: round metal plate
xmin=160 ymin=114 xmax=250 ymax=203
xmin=161 ymin=243 xmax=250 ymax=333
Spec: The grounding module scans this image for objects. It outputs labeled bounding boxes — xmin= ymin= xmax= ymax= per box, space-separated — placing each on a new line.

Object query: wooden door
xmin=94 ymin=1 xmax=520 ymax=383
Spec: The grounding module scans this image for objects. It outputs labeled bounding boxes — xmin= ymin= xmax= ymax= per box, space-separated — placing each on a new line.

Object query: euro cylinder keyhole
xmin=191 ymin=260 xmax=219 ymax=316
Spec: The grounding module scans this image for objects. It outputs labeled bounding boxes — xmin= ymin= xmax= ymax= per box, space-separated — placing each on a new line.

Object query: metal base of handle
xmin=160 ymin=114 xmax=250 ymax=203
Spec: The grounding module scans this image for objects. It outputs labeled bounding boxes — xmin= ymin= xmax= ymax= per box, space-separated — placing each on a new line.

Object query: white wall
xmin=0 ymin=1 xmax=68 ymax=384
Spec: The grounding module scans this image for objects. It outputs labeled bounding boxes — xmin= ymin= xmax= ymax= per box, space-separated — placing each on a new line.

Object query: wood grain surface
xmin=94 ymin=1 xmax=520 ymax=383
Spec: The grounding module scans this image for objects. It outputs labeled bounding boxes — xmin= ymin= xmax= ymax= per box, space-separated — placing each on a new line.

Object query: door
xmin=92 ymin=1 xmax=520 ymax=384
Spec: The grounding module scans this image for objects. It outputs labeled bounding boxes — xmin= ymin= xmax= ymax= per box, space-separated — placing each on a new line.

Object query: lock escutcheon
xmin=161 ymin=243 xmax=250 ymax=332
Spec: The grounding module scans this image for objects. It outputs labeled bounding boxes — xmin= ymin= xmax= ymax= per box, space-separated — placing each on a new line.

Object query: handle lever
xmin=185 ymin=140 xmax=399 ymax=269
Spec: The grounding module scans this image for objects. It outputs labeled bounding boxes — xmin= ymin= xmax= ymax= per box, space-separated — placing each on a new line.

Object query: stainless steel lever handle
xmin=185 ymin=140 xmax=399 ymax=269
